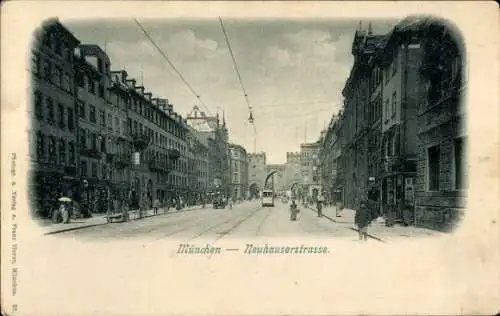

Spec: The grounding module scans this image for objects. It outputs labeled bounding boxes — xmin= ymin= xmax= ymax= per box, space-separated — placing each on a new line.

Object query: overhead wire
xmin=218 ymin=17 xmax=252 ymax=113
xmin=133 ymin=18 xmax=213 ymax=116
xmin=219 ymin=16 xmax=258 ymax=152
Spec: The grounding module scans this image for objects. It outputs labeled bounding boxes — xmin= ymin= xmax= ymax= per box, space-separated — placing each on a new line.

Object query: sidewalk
xmin=306 ymin=205 xmax=444 ymax=242
xmin=43 ymin=204 xmax=205 ymax=235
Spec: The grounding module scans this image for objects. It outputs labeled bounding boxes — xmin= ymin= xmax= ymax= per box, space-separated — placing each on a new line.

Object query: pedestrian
xmin=290 ymin=199 xmax=300 ymax=221
xmin=317 ymin=192 xmax=326 ymax=217
xmin=355 ymin=199 xmax=371 ymax=241
xmin=153 ymin=198 xmax=160 ymax=215
xmin=228 ymin=196 xmax=233 ymax=209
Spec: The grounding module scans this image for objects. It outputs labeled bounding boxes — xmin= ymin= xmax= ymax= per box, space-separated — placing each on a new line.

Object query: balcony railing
xmin=80 ymin=147 xmax=103 ymax=159
xmin=148 ymin=159 xmax=167 ymax=172
xmin=114 ymin=153 xmax=131 ymax=169
xmin=131 ymin=132 xmax=151 ymax=151
xmin=167 ymin=148 xmax=180 ymax=160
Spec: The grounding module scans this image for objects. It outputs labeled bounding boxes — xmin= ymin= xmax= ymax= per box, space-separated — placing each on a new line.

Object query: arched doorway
xmin=249 ymin=183 xmax=259 ymax=199
xmin=147 ymin=179 xmax=153 ymax=206
xmin=131 ymin=177 xmax=140 ymax=209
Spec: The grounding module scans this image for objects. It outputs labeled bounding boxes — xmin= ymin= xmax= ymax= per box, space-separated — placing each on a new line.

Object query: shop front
xmin=381 ymin=158 xmax=416 ymax=223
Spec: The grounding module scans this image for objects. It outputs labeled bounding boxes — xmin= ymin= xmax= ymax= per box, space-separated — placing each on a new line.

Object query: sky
xmin=62 ymin=18 xmax=397 ymax=164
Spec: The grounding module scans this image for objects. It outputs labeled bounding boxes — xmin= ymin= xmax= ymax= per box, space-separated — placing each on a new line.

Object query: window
xmin=127 ymin=118 xmax=132 ymax=134
xmin=102 ymin=164 xmax=108 ymax=180
xmin=88 ymin=80 xmax=96 ymax=94
xmin=114 ymin=117 xmax=119 ymax=133
xmin=32 ymin=53 xmax=40 ymax=76
xmin=47 ymin=97 xmax=55 ymax=124
xmin=108 ymin=114 xmax=113 ymax=131
xmin=53 ymin=66 xmax=62 ymax=87
xmin=77 ymin=73 xmax=85 ymax=88
xmin=385 ymin=67 xmax=390 ymax=84
xmin=65 ymin=46 xmax=72 ymax=62
xmin=91 ymin=133 xmax=97 ymax=150
xmin=80 ymin=129 xmax=87 ymax=149
xmin=48 ymin=136 xmax=57 ymax=163
xmin=78 ymin=101 xmax=85 ymax=119
xmin=99 ymin=110 xmax=105 ymax=126
xmin=100 ymin=137 xmax=106 ymax=153
xmin=55 ymin=41 xmax=62 ymax=56
xmin=34 ymin=90 xmax=43 ymax=119
xmin=43 ymin=59 xmax=51 ymax=81
xmin=427 ymin=145 xmax=441 ymax=191
xmin=391 ymin=91 xmax=397 ymax=117
xmin=68 ymin=141 xmax=76 ymax=165
xmin=454 ymin=137 xmax=468 ymax=190
xmin=59 ymin=139 xmax=66 ymax=165
xmin=80 ymin=160 xmax=88 ymax=177
xmin=67 ymin=108 xmax=74 ymax=131
xmin=384 ymin=99 xmax=389 ymax=121
xmin=36 ymin=132 xmax=45 ymax=161
xmin=89 ymin=105 xmax=96 ymax=123
xmin=58 ymin=103 xmax=65 ymax=129
xmin=98 ymin=83 xmax=105 ymax=98
xmin=62 ymin=73 xmax=71 ymax=92
xmin=91 ymin=162 xmax=98 ymax=178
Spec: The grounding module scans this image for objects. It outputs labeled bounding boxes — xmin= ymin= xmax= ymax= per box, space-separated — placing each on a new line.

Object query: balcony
xmin=148 ymin=159 xmax=167 ymax=172
xmin=105 ymin=153 xmax=115 ymax=164
xmin=131 ymin=132 xmax=151 ymax=151
xmin=167 ymin=148 xmax=181 ymax=160
xmin=80 ymin=147 xmax=103 ymax=159
xmin=114 ymin=153 xmax=131 ymax=169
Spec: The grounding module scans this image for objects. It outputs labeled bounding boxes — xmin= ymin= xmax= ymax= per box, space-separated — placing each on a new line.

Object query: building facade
xmin=331 ymin=17 xmax=467 ymax=230
xmin=318 ymin=114 xmax=342 ymax=202
xmin=229 ymin=143 xmax=249 ymax=200
xmin=187 ymin=126 xmax=209 ymax=203
xmin=300 ymin=142 xmax=320 ymax=186
xmin=300 ymin=142 xmax=321 ymax=200
xmin=284 ymin=152 xmax=301 ymax=190
xmin=74 ymin=44 xmax=115 ymax=213
xmin=247 ymin=152 xmax=267 ymax=198
xmin=415 ymin=20 xmax=467 ymax=231
xmin=30 ymin=19 xmax=81 ymax=217
xmin=186 ymin=106 xmax=230 ymax=196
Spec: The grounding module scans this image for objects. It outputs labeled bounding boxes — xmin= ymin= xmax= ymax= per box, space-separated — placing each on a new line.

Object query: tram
xmin=261 ymin=189 xmax=275 ymax=207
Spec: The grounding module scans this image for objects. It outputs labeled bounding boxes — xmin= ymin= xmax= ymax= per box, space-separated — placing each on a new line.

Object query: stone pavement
xmin=306 ymin=205 xmax=444 ymax=242
xmin=42 ymin=204 xmax=205 ymax=235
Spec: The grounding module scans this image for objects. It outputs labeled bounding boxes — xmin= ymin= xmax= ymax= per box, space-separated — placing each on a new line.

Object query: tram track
xmin=254 ymin=206 xmax=273 ymax=237
xmin=154 ymin=204 xmax=263 ymax=241
xmin=195 ymin=205 xmax=264 ymax=243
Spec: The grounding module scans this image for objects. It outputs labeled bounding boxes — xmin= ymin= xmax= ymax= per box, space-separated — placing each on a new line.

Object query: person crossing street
xmin=317 ymin=192 xmax=326 ymax=217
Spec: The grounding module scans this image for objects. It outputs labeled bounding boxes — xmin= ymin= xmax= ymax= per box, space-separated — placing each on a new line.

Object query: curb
xmin=305 ymin=206 xmax=386 ymax=243
xmin=44 ymin=206 xmax=206 ymax=235
xmin=44 ymin=223 xmax=107 ymax=235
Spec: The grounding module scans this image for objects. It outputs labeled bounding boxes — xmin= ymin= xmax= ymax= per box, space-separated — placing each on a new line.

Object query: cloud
xmin=64 ymin=20 xmax=364 ymax=163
